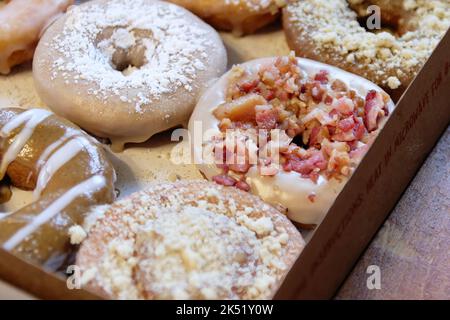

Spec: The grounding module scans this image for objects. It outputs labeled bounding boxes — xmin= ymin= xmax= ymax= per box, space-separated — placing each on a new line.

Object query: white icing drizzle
xmin=3 ymin=175 xmax=106 ymax=251
xmin=0 ymin=109 xmax=52 ymax=179
xmin=36 ymin=129 xmax=79 ymax=170
xmin=33 ymin=136 xmax=91 ymax=199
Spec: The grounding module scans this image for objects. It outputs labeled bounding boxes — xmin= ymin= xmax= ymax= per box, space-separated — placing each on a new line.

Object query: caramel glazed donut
xmin=0 ymin=108 xmax=115 ymax=270
xmin=0 ymin=0 xmax=74 ymax=75
xmin=283 ymin=0 xmax=450 ymax=94
xmin=33 ymin=0 xmax=227 ymax=151
xmin=76 ymin=180 xmax=305 ymax=300
xmin=167 ymin=0 xmax=287 ymax=35
xmin=189 ymin=54 xmax=395 ymax=226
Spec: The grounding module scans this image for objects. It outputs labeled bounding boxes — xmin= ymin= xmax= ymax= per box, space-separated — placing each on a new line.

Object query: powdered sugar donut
xmin=189 ymin=55 xmax=395 ymax=226
xmin=283 ymin=0 xmax=450 ymax=94
xmin=33 ymin=0 xmax=227 ymax=151
xmin=167 ymin=0 xmax=286 ymax=35
xmin=0 ymin=0 xmax=73 ymax=74
xmin=77 ymin=180 xmax=304 ymax=300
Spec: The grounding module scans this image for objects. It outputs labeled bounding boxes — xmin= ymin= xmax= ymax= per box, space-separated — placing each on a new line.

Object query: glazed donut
xmin=33 ymin=0 xmax=227 ymax=151
xmin=166 ymin=0 xmax=287 ymax=35
xmin=0 ymin=108 xmax=116 ymax=270
xmin=76 ymin=180 xmax=304 ymax=300
xmin=0 ymin=0 xmax=74 ymax=75
xmin=188 ymin=55 xmax=395 ymax=226
xmin=283 ymin=0 xmax=450 ymax=93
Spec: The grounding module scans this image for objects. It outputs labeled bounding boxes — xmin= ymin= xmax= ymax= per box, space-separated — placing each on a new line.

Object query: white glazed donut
xmin=33 ymin=0 xmax=227 ymax=151
xmin=189 ymin=54 xmax=395 ymax=226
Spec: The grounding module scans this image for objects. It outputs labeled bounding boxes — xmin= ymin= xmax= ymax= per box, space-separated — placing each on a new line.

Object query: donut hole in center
xmin=96 ymin=27 xmax=155 ymax=76
xmin=111 ymin=45 xmax=147 ymax=74
xmin=291 ymin=134 xmax=309 ymax=150
xmin=349 ymin=3 xmax=411 ymax=36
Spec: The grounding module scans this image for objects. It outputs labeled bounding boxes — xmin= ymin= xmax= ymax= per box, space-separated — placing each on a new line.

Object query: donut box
xmin=0 ymin=1 xmax=449 ymax=299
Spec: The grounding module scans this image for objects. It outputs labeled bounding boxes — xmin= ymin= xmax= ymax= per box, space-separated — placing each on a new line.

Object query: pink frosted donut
xmin=189 ymin=54 xmax=395 ymax=226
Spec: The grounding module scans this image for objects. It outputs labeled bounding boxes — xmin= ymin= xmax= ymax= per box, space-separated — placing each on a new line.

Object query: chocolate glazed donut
xmin=0 ymin=108 xmax=116 ymax=270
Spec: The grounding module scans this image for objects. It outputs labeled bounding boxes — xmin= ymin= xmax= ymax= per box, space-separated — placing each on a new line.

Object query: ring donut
xmin=167 ymin=0 xmax=287 ymax=35
xmin=283 ymin=0 xmax=450 ymax=94
xmin=76 ymin=180 xmax=304 ymax=300
xmin=0 ymin=0 xmax=74 ymax=74
xmin=189 ymin=55 xmax=395 ymax=226
xmin=0 ymin=107 xmax=116 ymax=270
xmin=33 ymin=0 xmax=227 ymax=151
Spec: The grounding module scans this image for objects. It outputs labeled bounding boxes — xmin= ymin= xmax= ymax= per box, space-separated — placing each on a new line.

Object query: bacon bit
xmin=213 ymin=175 xmax=237 ymax=187
xmin=308 ymin=193 xmax=317 ymax=203
xmin=259 ymin=164 xmax=279 ymax=176
xmin=333 ymin=116 xmax=366 ymax=142
xmin=262 ymin=89 xmax=276 ymax=101
xmin=213 ymin=93 xmax=267 ymax=121
xmin=353 ymin=117 xmax=366 ymax=140
xmin=235 ymin=180 xmax=251 ymax=192
xmin=314 ymin=70 xmax=329 ymax=84
xmin=283 ymin=151 xmax=327 ymax=176
xmin=255 ymin=108 xmax=278 ymax=129
xmin=239 ymin=79 xmax=259 ymax=93
xmin=324 ymin=95 xmax=334 ymax=105
xmin=276 ymin=89 xmax=289 ymax=101
xmin=328 ymin=149 xmax=351 ymax=175
xmin=364 ymin=90 xmax=385 ymax=132
xmin=309 ymin=171 xmax=319 ymax=183
xmin=311 ymin=82 xmax=324 ymax=103
xmin=300 ymin=84 xmax=307 ymax=94
xmin=309 ymin=126 xmax=330 ymax=146
xmin=228 ymin=163 xmax=251 ymax=174
xmin=333 ymin=97 xmax=355 ymax=116
xmin=331 ymin=79 xmax=348 ymax=92
xmin=337 ymin=116 xmax=356 ymax=132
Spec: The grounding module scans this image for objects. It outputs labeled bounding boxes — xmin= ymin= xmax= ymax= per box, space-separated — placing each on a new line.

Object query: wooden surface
xmin=1 ymin=127 xmax=448 ymax=300
xmin=336 ymin=127 xmax=450 ymax=300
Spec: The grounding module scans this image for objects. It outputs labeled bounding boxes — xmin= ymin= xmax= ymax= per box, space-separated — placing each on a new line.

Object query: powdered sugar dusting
xmin=49 ymin=0 xmax=212 ymax=113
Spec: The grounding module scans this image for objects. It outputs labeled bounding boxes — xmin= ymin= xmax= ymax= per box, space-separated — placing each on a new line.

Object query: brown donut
xmin=283 ymin=0 xmax=450 ymax=95
xmin=167 ymin=0 xmax=287 ymax=35
xmin=76 ymin=180 xmax=305 ymax=300
xmin=0 ymin=108 xmax=116 ymax=270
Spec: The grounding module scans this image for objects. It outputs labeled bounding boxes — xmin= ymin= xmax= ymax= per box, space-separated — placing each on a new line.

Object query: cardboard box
xmin=0 ymin=26 xmax=448 ymax=300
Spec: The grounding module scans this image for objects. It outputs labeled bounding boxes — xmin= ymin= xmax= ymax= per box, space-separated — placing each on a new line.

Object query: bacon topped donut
xmin=0 ymin=0 xmax=74 ymax=74
xmin=189 ymin=54 xmax=395 ymax=226
xmin=283 ymin=0 xmax=450 ymax=95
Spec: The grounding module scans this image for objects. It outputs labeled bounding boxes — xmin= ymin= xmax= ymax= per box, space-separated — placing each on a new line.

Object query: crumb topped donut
xmin=76 ymin=180 xmax=304 ymax=300
xmin=283 ymin=0 xmax=450 ymax=93
xmin=167 ymin=0 xmax=287 ymax=35
xmin=0 ymin=107 xmax=115 ymax=270
xmin=188 ymin=55 xmax=395 ymax=226
xmin=0 ymin=0 xmax=74 ymax=74
xmin=33 ymin=0 xmax=227 ymax=151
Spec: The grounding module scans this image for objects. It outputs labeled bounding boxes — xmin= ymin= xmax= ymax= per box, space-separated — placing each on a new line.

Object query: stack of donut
xmin=0 ymin=0 xmax=448 ymax=300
